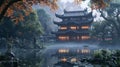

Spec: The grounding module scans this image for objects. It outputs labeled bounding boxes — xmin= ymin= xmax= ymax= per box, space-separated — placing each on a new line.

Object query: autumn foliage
xmin=91 ymin=0 xmax=111 ymax=9
xmin=74 ymin=0 xmax=111 ymax=9
xmin=0 ymin=0 xmax=58 ymax=23
xmin=0 ymin=0 xmax=111 ymax=23
xmin=74 ymin=0 xmax=82 ymax=4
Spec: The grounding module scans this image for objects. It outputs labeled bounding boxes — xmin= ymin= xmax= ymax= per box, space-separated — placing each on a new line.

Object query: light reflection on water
xmin=0 ymin=42 xmax=119 ymax=67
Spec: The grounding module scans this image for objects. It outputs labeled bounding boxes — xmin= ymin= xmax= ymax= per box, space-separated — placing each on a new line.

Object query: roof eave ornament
xmin=64 ymin=9 xmax=67 ymax=13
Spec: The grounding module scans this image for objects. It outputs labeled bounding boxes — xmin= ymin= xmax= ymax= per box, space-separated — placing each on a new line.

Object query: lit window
xmin=81 ymin=49 xmax=90 ymax=54
xmin=58 ymin=49 xmax=69 ymax=53
xmin=81 ymin=26 xmax=89 ymax=29
xmin=58 ymin=36 xmax=69 ymax=41
xmin=70 ymin=26 xmax=77 ymax=30
xmin=71 ymin=58 xmax=77 ymax=62
xmin=81 ymin=36 xmax=90 ymax=40
xmin=60 ymin=26 xmax=67 ymax=30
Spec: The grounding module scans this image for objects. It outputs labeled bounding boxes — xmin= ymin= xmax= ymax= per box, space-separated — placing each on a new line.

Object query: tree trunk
xmin=99 ymin=10 xmax=120 ymax=37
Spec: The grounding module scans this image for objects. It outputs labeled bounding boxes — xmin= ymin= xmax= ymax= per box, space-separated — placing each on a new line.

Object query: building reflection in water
xmin=56 ymin=46 xmax=91 ymax=63
xmin=58 ymin=49 xmax=69 ymax=53
xmin=53 ymin=46 xmax=92 ymax=67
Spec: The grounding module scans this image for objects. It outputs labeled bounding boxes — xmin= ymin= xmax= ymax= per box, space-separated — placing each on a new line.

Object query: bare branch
xmin=99 ymin=9 xmax=120 ymax=36
xmin=116 ymin=10 xmax=120 ymax=23
xmin=99 ymin=9 xmax=112 ymax=22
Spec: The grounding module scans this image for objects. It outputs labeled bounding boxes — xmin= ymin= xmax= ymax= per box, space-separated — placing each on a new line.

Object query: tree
xmin=37 ymin=9 xmax=52 ymax=35
xmin=0 ymin=9 xmax=43 ymax=49
xmin=88 ymin=49 xmax=112 ymax=66
xmin=0 ymin=0 xmax=58 ymax=21
xmin=0 ymin=0 xmax=113 ymax=22
xmin=90 ymin=0 xmax=120 ymax=41
xmin=0 ymin=17 xmax=16 ymax=49
xmin=90 ymin=20 xmax=117 ymax=41
xmin=98 ymin=3 xmax=120 ymax=37
xmin=14 ymin=11 xmax=44 ymax=48
xmin=90 ymin=21 xmax=106 ymax=40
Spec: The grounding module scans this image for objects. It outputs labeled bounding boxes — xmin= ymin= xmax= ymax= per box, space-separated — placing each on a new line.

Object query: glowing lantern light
xmin=60 ymin=26 xmax=67 ymax=30
xmin=61 ymin=58 xmax=67 ymax=62
xmin=81 ymin=26 xmax=89 ymax=29
xmin=81 ymin=46 xmax=90 ymax=54
xmin=58 ymin=49 xmax=69 ymax=53
xmin=71 ymin=58 xmax=77 ymax=62
xmin=70 ymin=26 xmax=77 ymax=30
xmin=58 ymin=36 xmax=69 ymax=40
xmin=81 ymin=36 xmax=90 ymax=40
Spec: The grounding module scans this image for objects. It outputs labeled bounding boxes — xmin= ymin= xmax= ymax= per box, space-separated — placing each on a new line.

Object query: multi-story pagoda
xmin=52 ymin=9 xmax=93 ymax=41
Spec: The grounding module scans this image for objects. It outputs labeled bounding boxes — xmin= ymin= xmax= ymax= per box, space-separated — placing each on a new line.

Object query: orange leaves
xmin=73 ymin=0 xmax=111 ymax=10
xmin=51 ymin=0 xmax=58 ymax=10
xmin=22 ymin=0 xmax=26 ymax=2
xmin=14 ymin=18 xmax=19 ymax=24
xmin=19 ymin=14 xmax=24 ymax=21
xmin=12 ymin=1 xmax=27 ymax=10
xmin=39 ymin=0 xmax=58 ymax=10
xmin=91 ymin=0 xmax=111 ymax=9
xmin=12 ymin=14 xmax=24 ymax=24
xmin=5 ymin=8 xmax=14 ymax=17
xmin=4 ymin=1 xmax=27 ymax=23
xmin=0 ymin=0 xmax=59 ymax=23
xmin=0 ymin=0 xmax=111 ymax=23
xmin=0 ymin=5 xmax=5 ymax=13
xmin=74 ymin=0 xmax=82 ymax=4
xmin=25 ymin=11 xmax=30 ymax=16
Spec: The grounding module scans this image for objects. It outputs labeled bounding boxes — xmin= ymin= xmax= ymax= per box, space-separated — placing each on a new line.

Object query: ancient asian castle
xmin=52 ymin=9 xmax=93 ymax=41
